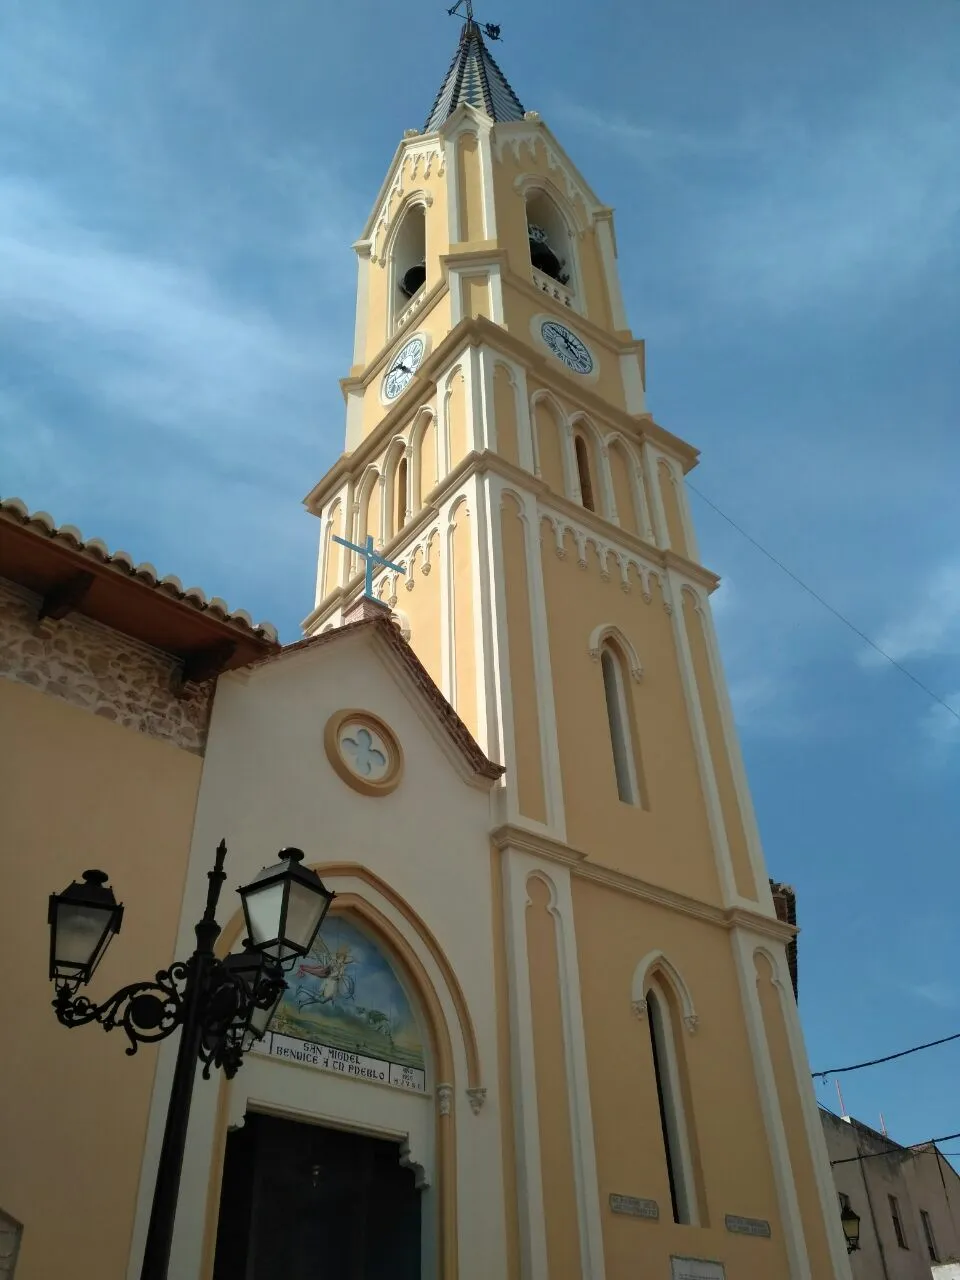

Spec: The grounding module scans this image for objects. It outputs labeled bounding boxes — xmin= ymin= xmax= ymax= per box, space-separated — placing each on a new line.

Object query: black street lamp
xmin=47 ymin=842 xmax=334 ymax=1280
xmin=841 ymin=1201 xmax=861 ymax=1253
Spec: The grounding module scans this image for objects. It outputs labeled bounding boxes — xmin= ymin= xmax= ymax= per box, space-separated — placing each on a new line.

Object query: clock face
xmin=540 ymin=321 xmax=594 ymax=375
xmin=383 ymin=336 xmax=426 ymax=401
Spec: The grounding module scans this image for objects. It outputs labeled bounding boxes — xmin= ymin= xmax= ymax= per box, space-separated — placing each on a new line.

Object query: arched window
xmin=525 ymin=189 xmax=576 ymax=303
xmin=600 ymin=643 xmax=640 ymax=805
xmin=574 ymin=434 xmax=595 ymax=511
xmin=395 ymin=457 xmax=408 ymax=535
xmin=646 ymin=987 xmax=696 ymax=1225
xmin=391 ymin=203 xmax=427 ymax=331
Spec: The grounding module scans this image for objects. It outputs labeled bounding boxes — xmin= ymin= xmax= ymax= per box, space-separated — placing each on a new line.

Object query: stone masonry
xmin=0 ymin=577 xmax=214 ymax=753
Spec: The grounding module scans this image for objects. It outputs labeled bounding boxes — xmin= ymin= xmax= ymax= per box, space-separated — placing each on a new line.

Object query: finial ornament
xmin=446 ymin=0 xmax=502 ymax=38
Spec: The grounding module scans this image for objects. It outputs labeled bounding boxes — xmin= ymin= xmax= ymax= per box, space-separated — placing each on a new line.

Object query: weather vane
xmin=446 ymin=0 xmax=502 ymax=40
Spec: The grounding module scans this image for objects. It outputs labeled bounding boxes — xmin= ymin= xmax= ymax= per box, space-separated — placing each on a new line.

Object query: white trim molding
xmin=731 ymin=929 xmax=813 ymax=1280
xmin=665 ymin=568 xmax=740 ymax=907
xmin=502 ymin=850 xmax=605 ymax=1280
xmin=587 ymin=622 xmax=643 ymax=683
xmin=594 ymin=211 xmax=628 ymax=331
xmin=630 ymin=950 xmax=699 ymax=1033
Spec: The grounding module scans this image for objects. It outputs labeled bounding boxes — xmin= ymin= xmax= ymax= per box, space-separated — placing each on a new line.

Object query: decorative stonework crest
xmin=467 ymin=1086 xmax=487 ymax=1115
xmin=587 ymin=624 xmax=644 ymax=683
xmin=437 ymin=1083 xmax=453 ymax=1117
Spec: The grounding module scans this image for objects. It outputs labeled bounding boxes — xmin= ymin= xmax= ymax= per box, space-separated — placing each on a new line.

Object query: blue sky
xmin=1 ymin=1 xmax=958 ymax=1148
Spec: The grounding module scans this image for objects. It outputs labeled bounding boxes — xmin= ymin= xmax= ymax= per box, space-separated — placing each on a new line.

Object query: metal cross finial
xmin=446 ymin=1 xmax=502 ymax=38
xmin=333 ymin=533 xmax=406 ymax=601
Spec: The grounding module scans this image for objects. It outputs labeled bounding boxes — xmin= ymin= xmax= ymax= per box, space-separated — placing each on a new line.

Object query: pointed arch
xmin=516 ymin=174 xmax=585 ymax=311
xmin=443 ymin=364 xmax=469 ymax=471
xmin=382 ymin=436 xmax=409 ymax=539
xmin=605 ymin=432 xmax=645 ymax=535
xmin=530 ymin=388 xmax=567 ymax=494
xmin=411 ymin=406 xmax=438 ymax=508
xmin=319 ymin=498 xmax=343 ymax=600
xmin=631 ymin=951 xmax=699 ymax=1032
xmin=492 ymin=359 xmax=520 ymax=466
xmin=568 ymin=416 xmax=605 ymax=513
xmin=587 ymin=623 xmax=643 ymax=682
xmin=643 ymin=981 xmax=700 ymax=1226
xmin=356 ymin=465 xmax=382 ymax=556
xmin=595 ymin=632 xmax=647 ymax=807
xmin=385 ymin=190 xmax=431 ymax=334
xmin=216 ymin=862 xmax=480 ymax=1089
xmin=657 ymin=455 xmax=688 ymax=556
xmin=211 ymin=867 xmax=475 ymax=1280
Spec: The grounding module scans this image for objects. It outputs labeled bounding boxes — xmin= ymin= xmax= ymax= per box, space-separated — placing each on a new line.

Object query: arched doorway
xmin=212 ymin=911 xmax=433 ymax=1278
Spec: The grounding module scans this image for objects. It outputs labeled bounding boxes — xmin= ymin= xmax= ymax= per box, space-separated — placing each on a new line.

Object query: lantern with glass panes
xmin=46 ymin=841 xmax=334 ymax=1280
xmin=840 ymin=1200 xmax=861 ymax=1253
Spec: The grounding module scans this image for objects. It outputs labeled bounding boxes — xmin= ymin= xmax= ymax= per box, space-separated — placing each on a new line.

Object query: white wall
xmin=127 ymin=627 xmax=507 ymax=1280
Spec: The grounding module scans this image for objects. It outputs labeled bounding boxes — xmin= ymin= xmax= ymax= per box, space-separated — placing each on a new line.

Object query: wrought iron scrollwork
xmin=53 ymin=958 xmax=286 ymax=1080
xmin=53 ymin=962 xmax=189 ymax=1057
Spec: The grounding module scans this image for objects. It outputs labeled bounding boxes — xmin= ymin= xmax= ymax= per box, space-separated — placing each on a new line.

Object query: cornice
xmin=305 ymin=320 xmax=481 ymax=510
xmin=305 ymin=314 xmax=699 ymax=513
xmin=469 ymin=315 xmax=698 ymax=469
xmin=491 ymin=823 xmax=796 ymax=943
xmin=339 ymin=249 xmax=505 ymax=403
xmin=304 ymin=444 xmax=720 ymax=601
xmin=502 ymin=268 xmax=644 ymax=359
xmin=341 ymin=278 xmax=453 ymax=397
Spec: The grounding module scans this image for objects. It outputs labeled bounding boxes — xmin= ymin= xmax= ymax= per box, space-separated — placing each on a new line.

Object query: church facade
xmin=0 ymin=17 xmax=851 ymax=1280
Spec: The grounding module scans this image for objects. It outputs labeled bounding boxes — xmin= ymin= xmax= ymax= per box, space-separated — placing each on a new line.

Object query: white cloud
xmin=904 ymin=981 xmax=958 ymax=1010
xmin=862 ymin=558 xmax=960 ymax=667
xmin=918 ymin=694 xmax=960 ymax=749
xmin=553 ymin=61 xmax=960 ymax=317
xmin=0 ymin=173 xmax=343 ymax=474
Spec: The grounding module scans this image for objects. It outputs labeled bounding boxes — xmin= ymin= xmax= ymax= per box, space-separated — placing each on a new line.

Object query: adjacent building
xmin=822 ymin=1109 xmax=960 ymax=1280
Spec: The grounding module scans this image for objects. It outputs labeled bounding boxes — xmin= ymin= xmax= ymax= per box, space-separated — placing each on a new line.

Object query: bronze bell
xmin=528 ymin=223 xmax=563 ymax=282
xmin=399 ymin=259 xmax=426 ymax=298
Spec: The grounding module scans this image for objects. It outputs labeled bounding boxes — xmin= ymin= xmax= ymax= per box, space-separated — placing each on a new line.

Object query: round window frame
xmin=324 ymin=709 xmax=404 ymax=797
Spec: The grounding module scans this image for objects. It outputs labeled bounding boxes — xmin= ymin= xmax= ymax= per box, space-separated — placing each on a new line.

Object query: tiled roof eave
xmin=0 ymin=496 xmax=279 ymax=645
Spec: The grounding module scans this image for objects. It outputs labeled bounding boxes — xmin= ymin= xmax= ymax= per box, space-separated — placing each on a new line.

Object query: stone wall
xmin=0 ymin=577 xmax=213 ymax=753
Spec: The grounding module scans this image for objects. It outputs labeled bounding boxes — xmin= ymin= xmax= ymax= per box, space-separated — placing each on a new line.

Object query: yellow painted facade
xmin=0 ymin=22 xmax=852 ymax=1280
xmin=305 ymin=39 xmax=851 ymax=1278
xmin=0 ymin=679 xmax=201 ymax=1280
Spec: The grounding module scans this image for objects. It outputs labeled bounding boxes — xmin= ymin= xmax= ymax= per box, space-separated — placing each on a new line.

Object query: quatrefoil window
xmin=324 ymin=710 xmax=403 ymax=797
xmin=341 ymin=726 xmax=388 ymax=779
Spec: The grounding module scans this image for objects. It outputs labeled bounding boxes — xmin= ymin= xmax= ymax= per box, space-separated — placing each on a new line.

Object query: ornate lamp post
xmin=841 ymin=1201 xmax=861 ymax=1253
xmin=47 ymin=842 xmax=334 ymax=1280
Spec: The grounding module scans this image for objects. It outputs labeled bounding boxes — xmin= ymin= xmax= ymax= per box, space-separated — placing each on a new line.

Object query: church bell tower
xmin=303 ymin=12 xmax=852 ymax=1279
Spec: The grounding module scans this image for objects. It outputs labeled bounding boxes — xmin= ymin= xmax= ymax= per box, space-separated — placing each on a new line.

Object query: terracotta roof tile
xmin=0 ymin=495 xmax=278 ymax=642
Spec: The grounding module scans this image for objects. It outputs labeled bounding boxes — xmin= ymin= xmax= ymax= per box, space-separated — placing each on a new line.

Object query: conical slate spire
xmin=424 ymin=18 xmax=525 ymax=132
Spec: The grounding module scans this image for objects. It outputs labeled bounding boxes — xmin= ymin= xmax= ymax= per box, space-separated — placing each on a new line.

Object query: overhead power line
xmin=830 ymin=1132 xmax=960 ymax=1167
xmin=687 ymin=482 xmax=960 ymax=725
xmin=812 ymin=1030 xmax=960 ymax=1080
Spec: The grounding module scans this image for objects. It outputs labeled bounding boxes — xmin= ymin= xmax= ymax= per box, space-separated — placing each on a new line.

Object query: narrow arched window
xmin=395 ymin=458 xmax=408 ymax=535
xmin=647 ymin=988 xmax=696 ymax=1225
xmin=574 ymin=435 xmax=595 ymax=511
xmin=525 ymin=189 xmax=577 ymax=307
xmin=601 ymin=643 xmax=639 ymax=804
xmin=391 ymin=204 xmax=427 ymax=332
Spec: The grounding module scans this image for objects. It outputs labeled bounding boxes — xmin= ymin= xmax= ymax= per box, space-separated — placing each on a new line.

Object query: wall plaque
xmin=670 ymin=1257 xmax=726 ymax=1280
xmin=725 ymin=1214 xmax=772 ymax=1238
xmin=608 ymin=1193 xmax=659 ymax=1220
